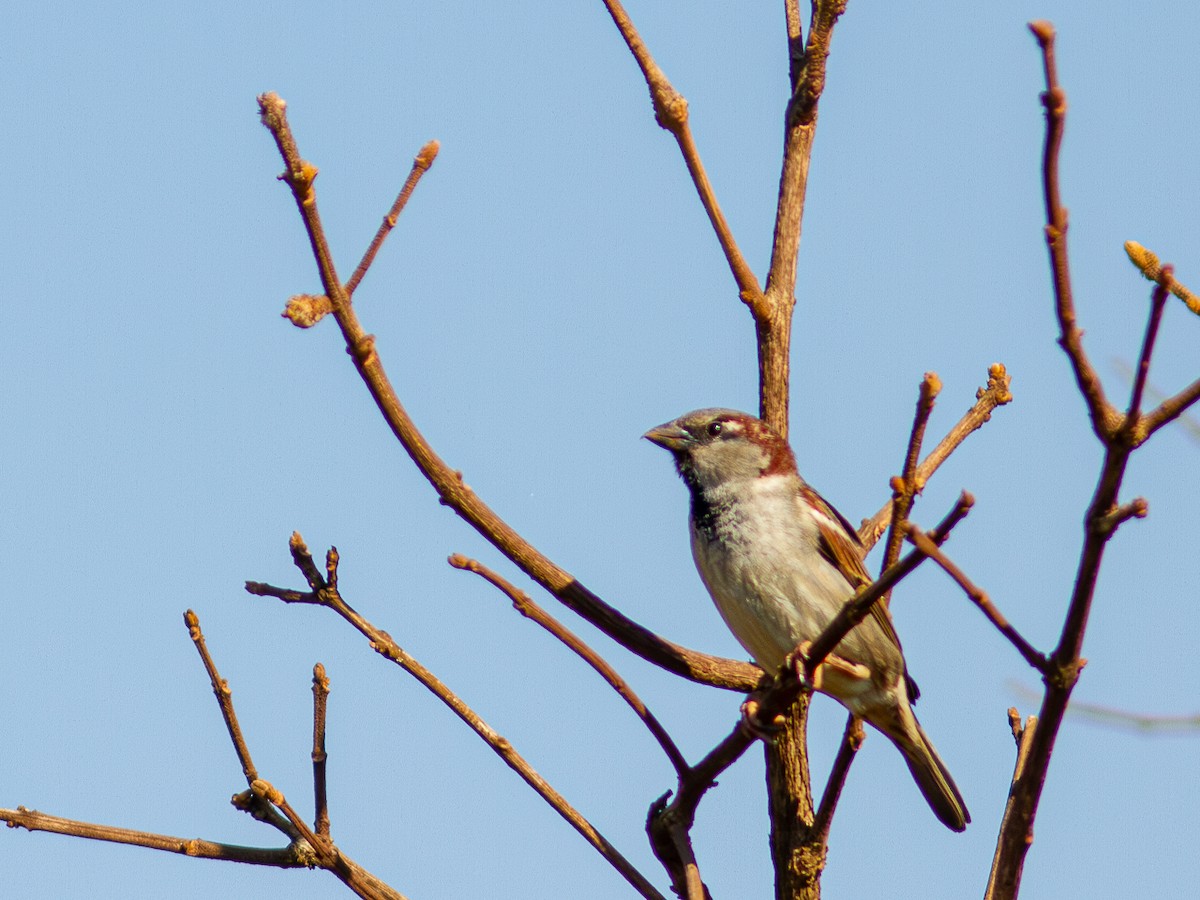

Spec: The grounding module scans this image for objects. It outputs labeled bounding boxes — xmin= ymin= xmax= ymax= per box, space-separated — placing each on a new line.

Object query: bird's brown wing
xmin=804 ymin=485 xmax=921 ymax=701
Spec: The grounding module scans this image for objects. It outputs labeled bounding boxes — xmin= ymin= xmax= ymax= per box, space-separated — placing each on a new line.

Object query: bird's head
xmin=643 ymin=408 xmax=797 ymax=492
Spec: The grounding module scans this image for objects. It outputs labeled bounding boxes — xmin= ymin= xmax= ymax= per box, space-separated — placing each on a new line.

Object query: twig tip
xmin=416 ymin=140 xmax=440 ymax=169
xmin=1028 ymin=20 xmax=1055 ymax=45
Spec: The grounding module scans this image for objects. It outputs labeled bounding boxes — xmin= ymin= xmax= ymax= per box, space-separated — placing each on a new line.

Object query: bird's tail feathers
xmin=895 ymin=718 xmax=970 ymax=832
xmin=871 ymin=701 xmax=969 ymax=832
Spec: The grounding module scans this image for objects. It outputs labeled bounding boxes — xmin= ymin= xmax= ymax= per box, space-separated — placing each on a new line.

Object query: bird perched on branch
xmin=644 ymin=408 xmax=969 ymax=831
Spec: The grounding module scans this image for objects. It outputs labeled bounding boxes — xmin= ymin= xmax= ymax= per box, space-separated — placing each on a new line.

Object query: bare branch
xmin=1132 ymin=270 xmax=1200 ymax=442
xmin=449 ymin=553 xmax=688 ymax=776
xmin=599 ymin=0 xmax=763 ymax=311
xmin=1029 ymin=22 xmax=1121 ymax=439
xmin=1123 ymin=269 xmax=1171 ymax=437
xmin=1141 ymin=376 xmax=1200 ymax=439
xmin=987 ymin=26 xmax=1200 ymax=897
xmin=1009 ymin=681 xmax=1200 ymax=734
xmin=810 ymin=715 xmax=864 ymax=846
xmin=860 ymin=364 xmax=1012 ymax=550
xmin=345 ymin=140 xmax=440 ymax=297
xmin=258 ymin=94 xmax=758 ymax=693
xmin=985 ymin=713 xmax=1038 ymax=900
xmin=0 ymin=807 xmax=311 ymax=868
xmin=760 ymin=0 xmax=849 ymax=434
xmin=312 ymin=663 xmax=331 ymax=839
xmin=906 ymin=529 xmax=1048 ymax=674
xmin=881 ymin=372 xmax=942 ymax=584
xmin=184 ymin=610 xmax=260 ymax=786
xmin=249 ymin=535 xmax=666 ymax=900
xmin=183 ymin=610 xmax=301 ymax=839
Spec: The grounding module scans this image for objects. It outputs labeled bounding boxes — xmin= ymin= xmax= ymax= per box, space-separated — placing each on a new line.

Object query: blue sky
xmin=4 ymin=2 xmax=1199 ymax=898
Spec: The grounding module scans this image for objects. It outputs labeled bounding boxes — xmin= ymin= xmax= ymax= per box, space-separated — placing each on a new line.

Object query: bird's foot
xmin=739 ymin=693 xmax=786 ymax=741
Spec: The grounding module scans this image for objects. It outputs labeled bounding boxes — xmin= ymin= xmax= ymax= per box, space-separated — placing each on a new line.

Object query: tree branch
xmin=448 ymin=553 xmax=689 ymax=775
xmin=905 ymin=529 xmax=1047 ymax=674
xmin=600 ymin=0 xmax=763 ymax=309
xmin=881 ymin=372 xmax=941 ymax=584
xmin=0 ymin=807 xmax=316 ymax=869
xmin=311 ymin=663 xmax=331 ymax=839
xmin=345 ymin=140 xmax=439 ymax=297
xmin=1029 ymin=21 xmax=1121 ymax=440
xmin=809 ymin=715 xmax=864 ymax=847
xmin=987 ymin=26 xmax=1200 ymax=898
xmin=258 ymin=91 xmax=759 ymax=693
xmin=860 ymin=364 xmax=1012 ymax=550
xmin=248 ymin=534 xmax=666 ymax=900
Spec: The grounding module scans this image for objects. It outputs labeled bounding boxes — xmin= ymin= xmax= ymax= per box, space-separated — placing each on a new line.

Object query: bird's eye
xmin=706 ymin=422 xmax=724 ymax=437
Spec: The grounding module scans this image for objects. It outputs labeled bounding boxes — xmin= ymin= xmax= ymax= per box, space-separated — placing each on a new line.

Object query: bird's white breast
xmin=690 ymin=473 xmax=855 ymax=672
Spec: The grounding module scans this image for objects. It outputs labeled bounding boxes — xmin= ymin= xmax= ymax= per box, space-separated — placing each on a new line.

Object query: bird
xmin=644 ymin=407 xmax=969 ymax=831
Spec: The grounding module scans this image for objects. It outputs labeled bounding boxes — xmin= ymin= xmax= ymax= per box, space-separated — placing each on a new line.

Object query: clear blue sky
xmin=4 ymin=2 xmax=1199 ymax=898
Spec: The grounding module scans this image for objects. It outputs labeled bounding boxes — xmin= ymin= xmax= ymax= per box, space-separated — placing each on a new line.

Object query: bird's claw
xmin=740 ymin=694 xmax=786 ymax=741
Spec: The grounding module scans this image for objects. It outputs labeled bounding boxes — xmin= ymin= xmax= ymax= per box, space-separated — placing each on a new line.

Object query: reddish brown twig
xmin=881 ymin=372 xmax=942 ymax=584
xmin=0 ymin=807 xmax=310 ymax=867
xmin=985 ymin=712 xmax=1038 ymax=900
xmin=906 ymin=529 xmax=1047 ymax=674
xmin=1030 ymin=23 xmax=1120 ymax=440
xmin=248 ymin=534 xmax=666 ymax=900
xmin=185 ymin=610 xmax=260 ymax=786
xmin=449 ymin=554 xmax=688 ymax=775
xmin=987 ymin=26 xmax=1200 ymax=899
xmin=258 ymin=92 xmax=758 ymax=694
xmin=312 ymin=663 xmax=331 ymax=839
xmin=599 ymin=0 xmax=762 ymax=313
xmin=759 ymin=0 xmax=847 ymax=433
xmin=809 ymin=715 xmax=864 ymax=847
xmin=860 ymin=364 xmax=1012 ymax=550
xmin=345 ymin=140 xmax=439 ymax=297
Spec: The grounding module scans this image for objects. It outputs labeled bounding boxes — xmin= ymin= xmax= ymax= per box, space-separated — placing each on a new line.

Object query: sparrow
xmin=644 ymin=408 xmax=969 ymax=831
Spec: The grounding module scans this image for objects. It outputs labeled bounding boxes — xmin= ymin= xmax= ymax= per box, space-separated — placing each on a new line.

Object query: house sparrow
xmin=645 ymin=408 xmax=969 ymax=831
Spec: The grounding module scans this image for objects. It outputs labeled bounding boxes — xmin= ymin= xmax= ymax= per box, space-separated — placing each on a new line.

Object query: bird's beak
xmin=643 ymin=421 xmax=691 ymax=451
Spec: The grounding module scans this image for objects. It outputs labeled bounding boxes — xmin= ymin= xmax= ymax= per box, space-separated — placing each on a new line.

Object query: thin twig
xmin=1141 ymin=376 xmax=1200 ymax=440
xmin=985 ymin=713 xmax=1038 ymax=900
xmin=0 ymin=807 xmax=309 ymax=867
xmin=258 ymin=92 xmax=758 ymax=694
xmin=1128 ymin=268 xmax=1200 ymax=444
xmin=806 ymin=373 xmax=939 ymax=844
xmin=1030 ymin=21 xmax=1121 ymax=440
xmin=185 ymin=610 xmax=260 ymax=787
xmin=860 ymin=364 xmax=1012 ymax=550
xmin=599 ymin=0 xmax=763 ymax=310
xmin=906 ymin=529 xmax=1048 ymax=674
xmin=882 ymin=373 xmax=941 ymax=583
xmin=248 ymin=534 xmax=666 ymax=900
xmin=759 ymin=1 xmax=848 ymax=434
xmin=449 ymin=554 xmax=688 ymax=775
xmin=987 ymin=26 xmax=1200 ymax=898
xmin=312 ymin=663 xmax=331 ymax=838
xmin=1123 ymin=269 xmax=1171 ymax=437
xmin=809 ymin=715 xmax=864 ymax=846
xmin=785 ymin=1 xmax=804 ymax=91
xmin=345 ymin=140 xmax=440 ymax=296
